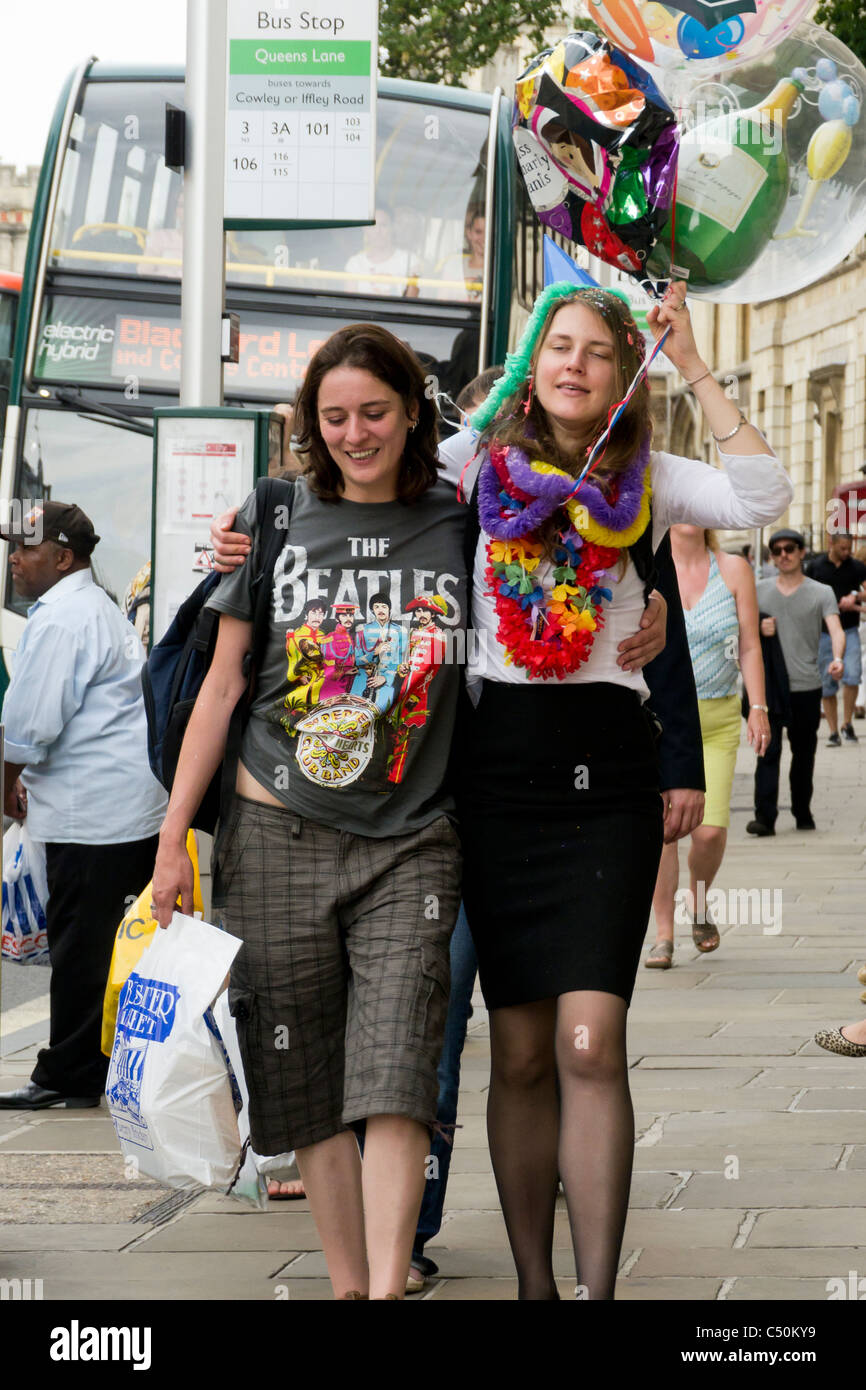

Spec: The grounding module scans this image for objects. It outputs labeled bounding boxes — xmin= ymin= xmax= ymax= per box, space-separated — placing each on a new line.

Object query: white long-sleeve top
xmin=437 ymin=429 xmax=794 ymax=700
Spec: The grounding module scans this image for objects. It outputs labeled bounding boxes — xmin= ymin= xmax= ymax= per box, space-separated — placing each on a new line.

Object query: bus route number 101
xmin=305 ymin=122 xmax=329 ymax=137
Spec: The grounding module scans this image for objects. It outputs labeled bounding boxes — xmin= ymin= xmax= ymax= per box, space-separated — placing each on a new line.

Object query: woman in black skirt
xmin=455 ymin=281 xmax=793 ymax=1299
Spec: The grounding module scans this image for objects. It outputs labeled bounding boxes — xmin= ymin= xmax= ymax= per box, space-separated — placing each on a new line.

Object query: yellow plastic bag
xmin=100 ymin=831 xmax=203 ymax=1056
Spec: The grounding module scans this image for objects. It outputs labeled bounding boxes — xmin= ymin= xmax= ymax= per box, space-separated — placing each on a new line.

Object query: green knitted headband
xmin=470 ymin=280 xmax=635 ymax=434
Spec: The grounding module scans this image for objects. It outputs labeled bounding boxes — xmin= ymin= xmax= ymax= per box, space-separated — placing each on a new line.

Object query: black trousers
xmin=754 ymin=688 xmax=822 ymax=828
xmin=31 ymin=837 xmax=159 ymax=1097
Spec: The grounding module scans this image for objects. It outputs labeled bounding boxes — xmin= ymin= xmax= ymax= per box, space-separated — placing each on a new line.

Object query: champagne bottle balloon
xmin=650 ymin=77 xmax=804 ymax=289
xmin=776 ymin=118 xmax=853 ymax=238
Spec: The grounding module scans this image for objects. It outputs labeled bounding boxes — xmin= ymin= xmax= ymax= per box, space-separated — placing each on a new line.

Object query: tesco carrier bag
xmin=1 ymin=823 xmax=50 ymax=963
xmin=105 ymin=912 xmax=265 ymax=1206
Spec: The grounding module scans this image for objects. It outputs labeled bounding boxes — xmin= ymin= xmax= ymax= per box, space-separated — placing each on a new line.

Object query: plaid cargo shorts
xmin=218 ymin=796 xmax=461 ymax=1153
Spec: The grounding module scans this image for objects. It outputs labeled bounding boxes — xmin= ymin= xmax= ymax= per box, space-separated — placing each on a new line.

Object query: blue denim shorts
xmin=819 ymin=627 xmax=862 ymax=696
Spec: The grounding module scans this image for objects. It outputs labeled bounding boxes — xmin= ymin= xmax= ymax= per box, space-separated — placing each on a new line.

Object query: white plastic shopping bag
xmin=1 ymin=823 xmax=50 ymax=963
xmin=211 ymin=992 xmax=268 ymax=1208
xmin=105 ymin=912 xmax=265 ymax=1205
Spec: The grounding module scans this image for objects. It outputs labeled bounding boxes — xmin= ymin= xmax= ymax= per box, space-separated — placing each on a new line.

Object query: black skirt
xmin=456 ymin=681 xmax=664 ymax=1009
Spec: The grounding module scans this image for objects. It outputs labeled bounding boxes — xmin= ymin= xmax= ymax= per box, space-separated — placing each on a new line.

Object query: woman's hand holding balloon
xmin=646 ymin=281 xmax=704 ymax=379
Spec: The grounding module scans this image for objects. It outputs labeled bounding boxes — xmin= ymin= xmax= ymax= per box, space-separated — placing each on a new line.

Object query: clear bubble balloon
xmin=583 ymin=0 xmax=814 ymax=77
xmin=646 ymin=22 xmax=866 ymax=302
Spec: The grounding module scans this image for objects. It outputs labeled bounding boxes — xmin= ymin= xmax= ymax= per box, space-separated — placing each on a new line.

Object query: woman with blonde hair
xmin=647 ymin=524 xmax=770 ymax=967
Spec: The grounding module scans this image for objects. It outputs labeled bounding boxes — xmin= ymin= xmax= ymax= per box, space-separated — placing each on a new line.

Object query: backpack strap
xmin=217 ymin=476 xmax=296 ymax=825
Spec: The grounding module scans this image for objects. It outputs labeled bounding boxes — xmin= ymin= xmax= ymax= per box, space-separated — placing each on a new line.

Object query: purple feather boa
xmin=479 ymin=433 xmax=650 ymax=541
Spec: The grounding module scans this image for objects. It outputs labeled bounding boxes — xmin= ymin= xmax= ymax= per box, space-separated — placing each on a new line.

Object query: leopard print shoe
xmin=814 ymin=1027 xmax=866 ymax=1058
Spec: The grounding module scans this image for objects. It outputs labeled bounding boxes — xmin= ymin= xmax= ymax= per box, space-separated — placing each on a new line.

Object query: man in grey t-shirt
xmin=748 ymin=529 xmax=845 ymax=835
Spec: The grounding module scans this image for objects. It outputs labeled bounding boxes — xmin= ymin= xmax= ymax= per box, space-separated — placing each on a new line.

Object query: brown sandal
xmin=692 ymin=913 xmax=720 ymax=953
xmin=645 ymin=939 xmax=674 ymax=969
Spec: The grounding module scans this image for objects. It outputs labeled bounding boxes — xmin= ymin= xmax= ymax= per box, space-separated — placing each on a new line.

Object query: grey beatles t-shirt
xmin=207 ymin=477 xmax=468 ymax=837
xmin=756 ymin=576 xmax=838 ymax=691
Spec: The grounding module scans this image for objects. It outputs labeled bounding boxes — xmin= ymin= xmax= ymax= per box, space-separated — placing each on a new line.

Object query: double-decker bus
xmin=0 ymin=60 xmax=524 ymax=690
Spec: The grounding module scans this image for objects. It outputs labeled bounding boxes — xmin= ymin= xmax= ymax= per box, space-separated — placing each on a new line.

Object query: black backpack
xmin=141 ymin=477 xmax=295 ymax=833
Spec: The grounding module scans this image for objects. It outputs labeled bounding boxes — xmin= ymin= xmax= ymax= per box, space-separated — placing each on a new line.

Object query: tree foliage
xmin=379 ymin=1 xmax=571 ymax=86
xmin=814 ymin=0 xmax=866 ymax=69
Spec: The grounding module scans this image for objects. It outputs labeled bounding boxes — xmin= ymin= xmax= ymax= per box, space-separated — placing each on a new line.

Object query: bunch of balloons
xmin=513 ymin=8 xmax=866 ymax=302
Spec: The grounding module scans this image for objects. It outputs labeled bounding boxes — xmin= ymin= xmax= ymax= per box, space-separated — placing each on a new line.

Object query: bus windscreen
xmin=50 ymin=82 xmax=489 ymax=306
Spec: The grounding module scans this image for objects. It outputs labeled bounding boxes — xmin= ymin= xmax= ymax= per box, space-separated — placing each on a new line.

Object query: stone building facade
xmin=669 ymin=250 xmax=866 ymax=550
xmin=0 ymin=163 xmax=39 ymax=273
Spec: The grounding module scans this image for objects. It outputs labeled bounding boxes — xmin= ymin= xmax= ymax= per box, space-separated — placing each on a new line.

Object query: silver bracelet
xmin=712 ymin=411 xmax=748 ymax=444
xmin=751 ymin=704 xmax=769 ymax=712
xmin=685 ymin=368 xmax=711 ymax=388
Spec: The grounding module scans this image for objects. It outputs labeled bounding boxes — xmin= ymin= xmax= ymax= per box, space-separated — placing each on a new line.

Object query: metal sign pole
xmin=182 ymin=0 xmax=228 ymax=408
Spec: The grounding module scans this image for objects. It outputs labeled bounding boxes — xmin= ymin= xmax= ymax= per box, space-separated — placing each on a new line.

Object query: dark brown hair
xmin=482 ymin=290 xmax=652 ymax=483
xmin=293 ymin=323 xmax=440 ymax=503
xmin=456 ymin=365 xmax=504 ymax=414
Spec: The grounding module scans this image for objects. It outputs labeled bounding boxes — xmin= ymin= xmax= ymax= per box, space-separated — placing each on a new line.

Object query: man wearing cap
xmin=0 ymin=502 xmax=167 ymax=1110
xmin=747 ymin=528 xmax=846 ymax=836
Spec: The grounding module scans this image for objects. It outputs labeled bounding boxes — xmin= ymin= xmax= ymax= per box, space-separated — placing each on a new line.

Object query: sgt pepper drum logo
xmin=294 ymin=697 xmax=378 ymax=786
xmin=269 ymin=586 xmax=454 ymax=790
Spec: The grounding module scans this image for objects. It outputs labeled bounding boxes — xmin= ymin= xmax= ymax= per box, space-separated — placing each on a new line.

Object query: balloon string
xmin=570 ymin=326 xmax=672 ymax=496
xmin=457 ymin=446 xmax=480 ymax=504
xmin=569 ymin=170 xmax=680 ymax=497
xmin=669 ymin=163 xmax=679 ymax=275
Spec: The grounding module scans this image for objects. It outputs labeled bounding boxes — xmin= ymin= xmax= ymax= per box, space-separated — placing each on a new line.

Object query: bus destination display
xmin=225 ymin=0 xmax=378 ymax=225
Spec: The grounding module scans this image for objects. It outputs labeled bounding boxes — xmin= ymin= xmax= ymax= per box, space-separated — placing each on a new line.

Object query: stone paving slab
xmin=746 ymin=1066 xmax=863 ymax=1086
xmin=720 ymin=1019 xmax=857 ymax=1036
xmin=631 ymin=1145 xmax=844 ymax=1170
xmin=795 ymin=1088 xmax=866 ymax=1110
xmin=136 ymin=1211 xmax=321 ymax=1252
xmin=631 ymin=1089 xmax=800 ymax=1112
xmin=629 ymin=1067 xmax=760 ymax=1088
xmin=615 ymin=1277 xmax=724 ymax=1300
xmin=660 ymin=1112 xmax=863 ymax=1141
xmin=635 ymin=1054 xmax=808 ymax=1067
xmin=423 ymin=1277 xmax=577 ymax=1300
xmin=723 ymin=1277 xmax=836 ymax=1300
xmin=0 ymin=1250 xmax=288 ymax=1300
xmin=619 ymin=1209 xmax=746 ymax=1247
xmin=0 ymin=1224 xmax=141 ymax=1251
xmin=748 ymin=1208 xmax=866 ymax=1247
xmin=635 ymin=1038 xmax=805 ymax=1057
xmin=0 ymin=1122 xmax=119 ymax=1152
xmin=675 ymin=1172 xmax=866 ymax=1207
xmin=630 ymin=1245 xmax=864 ymax=1277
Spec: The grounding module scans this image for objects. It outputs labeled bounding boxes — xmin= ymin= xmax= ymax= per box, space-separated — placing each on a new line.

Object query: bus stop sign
xmin=225 ymin=0 xmax=378 ymax=229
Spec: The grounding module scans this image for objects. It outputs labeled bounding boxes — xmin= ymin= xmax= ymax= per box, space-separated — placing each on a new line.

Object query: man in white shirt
xmin=0 ymin=502 xmax=167 ymax=1109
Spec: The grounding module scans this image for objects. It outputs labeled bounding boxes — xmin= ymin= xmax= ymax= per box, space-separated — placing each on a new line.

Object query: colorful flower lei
xmin=480 ymin=437 xmax=652 ymax=680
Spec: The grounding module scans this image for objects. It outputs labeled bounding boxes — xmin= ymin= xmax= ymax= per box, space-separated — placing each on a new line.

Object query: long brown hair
xmin=481 ymin=289 xmax=652 ymax=481
xmin=293 ymin=323 xmax=440 ymax=503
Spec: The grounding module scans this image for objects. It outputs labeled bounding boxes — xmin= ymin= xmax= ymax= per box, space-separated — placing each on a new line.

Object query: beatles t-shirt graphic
xmin=274 ymin=589 xmax=448 ymax=789
xmin=207 ymin=478 xmax=468 ymax=838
